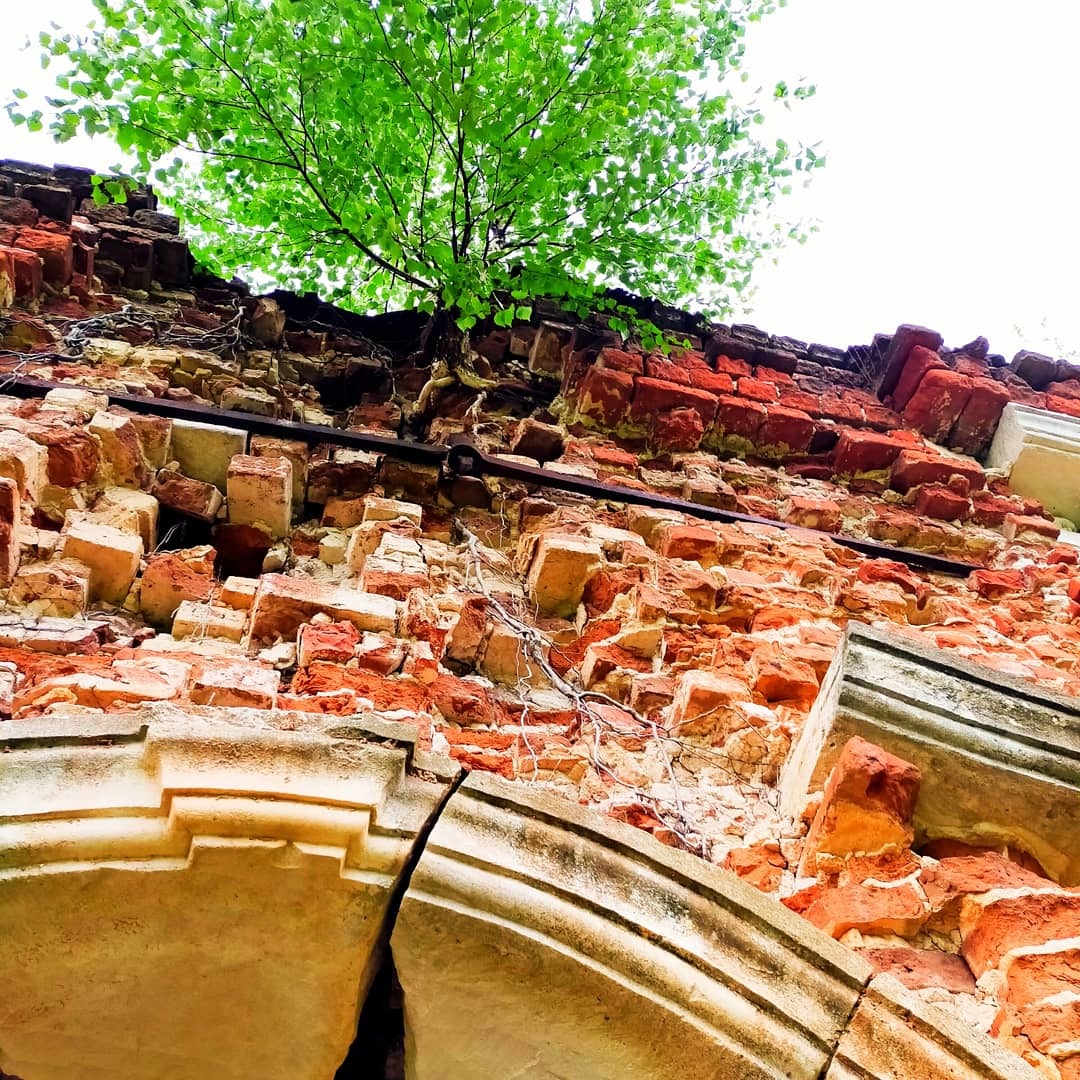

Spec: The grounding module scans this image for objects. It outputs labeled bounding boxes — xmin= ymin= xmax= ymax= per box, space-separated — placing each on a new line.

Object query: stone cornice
xmin=780 ymin=623 xmax=1080 ymax=884
xmin=393 ymin=772 xmax=1035 ymax=1079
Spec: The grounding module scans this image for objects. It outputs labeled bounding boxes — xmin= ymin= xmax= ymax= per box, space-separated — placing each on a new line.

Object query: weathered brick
xmin=630 ymin=377 xmax=719 ymax=428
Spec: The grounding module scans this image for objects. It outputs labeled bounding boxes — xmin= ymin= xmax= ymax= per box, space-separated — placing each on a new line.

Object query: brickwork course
xmin=1 ymin=159 xmax=1079 ymax=1075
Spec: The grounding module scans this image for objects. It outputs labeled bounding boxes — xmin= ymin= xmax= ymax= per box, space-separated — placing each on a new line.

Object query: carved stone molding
xmin=780 ymin=623 xmax=1080 ymax=884
xmin=0 ymin=704 xmax=458 ymax=1080
xmin=393 ymin=773 xmax=1035 ymax=1079
xmin=987 ymin=402 xmax=1080 ymax=523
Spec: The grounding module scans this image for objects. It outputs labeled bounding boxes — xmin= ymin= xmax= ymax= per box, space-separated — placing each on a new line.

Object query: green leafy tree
xmin=12 ymin=0 xmax=818 ymax=352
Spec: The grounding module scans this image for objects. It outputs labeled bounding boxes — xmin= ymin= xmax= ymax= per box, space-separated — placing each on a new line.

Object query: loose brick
xmin=902 ymin=367 xmax=974 ymax=442
xmin=576 ymin=366 xmax=634 ymax=427
xmin=630 ymin=377 xmax=719 ymax=428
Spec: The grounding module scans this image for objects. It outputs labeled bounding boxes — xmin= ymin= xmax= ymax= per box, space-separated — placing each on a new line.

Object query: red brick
xmin=1047 ymin=394 xmax=1080 ymax=420
xmin=1004 ymin=514 xmax=1060 ymax=543
xmin=0 ymin=244 xmax=42 ymax=300
xmin=949 ymin=378 xmax=1011 ymax=456
xmin=630 ymin=377 xmax=719 ymax=428
xmin=832 ymin=429 xmax=904 ymax=474
xmin=803 ymin=880 xmax=928 ymax=939
xmin=576 ymin=366 xmax=634 ymax=427
xmin=782 ymin=496 xmax=841 ymax=532
xmin=644 ymin=354 xmax=690 ymax=384
xmin=801 ymin=736 xmax=921 ymax=873
xmin=750 ymin=651 xmax=819 ymax=703
xmin=963 ymin=891 xmax=1080 ymax=976
xmin=650 ymin=407 xmax=705 ymax=452
xmin=715 ymin=354 xmax=753 ymax=378
xmin=736 ymin=375 xmax=779 ymax=402
xmin=969 ymin=568 xmax=1026 ymax=599
xmin=15 ymin=226 xmax=72 ymax=285
xmin=596 ymin=346 xmax=644 ymax=375
xmin=656 ymin=523 xmax=723 ymax=566
xmin=890 ymin=344 xmax=945 ymax=411
xmin=889 ymin=449 xmax=985 ymax=493
xmin=723 ymin=843 xmax=786 ymax=892
xmin=902 ymin=368 xmax=974 ymax=442
xmin=1002 ymin=946 xmax=1080 ymax=1009
xmin=714 ymin=394 xmax=766 ymax=440
xmin=686 ymin=368 xmax=735 ymax=395
xmin=758 ymin=406 xmax=814 ymax=453
xmin=858 ymin=949 xmax=976 ymax=994
xmin=970 ymin=490 xmax=1021 ymax=527
xmin=1018 ymin=996 xmax=1080 ymax=1054
xmin=912 ymin=483 xmax=969 ymax=521
xmin=30 ymin=426 xmax=100 ymax=487
xmin=818 ymin=395 xmax=865 ymax=425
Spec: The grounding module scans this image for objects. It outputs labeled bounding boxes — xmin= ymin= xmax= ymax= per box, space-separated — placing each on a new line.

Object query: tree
xmin=13 ymin=0 xmax=818 ymax=351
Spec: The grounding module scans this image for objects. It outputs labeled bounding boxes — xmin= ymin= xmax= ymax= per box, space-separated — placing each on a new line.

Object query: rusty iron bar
xmin=1 ymin=373 xmax=978 ymax=576
xmin=446 ymin=442 xmax=980 ymax=577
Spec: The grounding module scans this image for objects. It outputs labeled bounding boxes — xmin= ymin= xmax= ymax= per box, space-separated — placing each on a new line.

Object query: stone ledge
xmin=827 ymin=974 xmax=1038 ymax=1079
xmin=780 ymin=624 xmax=1080 ymax=884
xmin=987 ymin=402 xmax=1080 ymax=523
xmin=0 ymin=703 xmax=458 ymax=1080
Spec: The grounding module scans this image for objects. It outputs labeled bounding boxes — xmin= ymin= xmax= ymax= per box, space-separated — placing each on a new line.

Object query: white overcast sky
xmin=1 ymin=0 xmax=1078 ymax=359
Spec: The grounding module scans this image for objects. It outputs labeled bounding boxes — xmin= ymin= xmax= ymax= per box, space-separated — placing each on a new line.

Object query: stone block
xmin=226 ymin=454 xmax=292 ymax=538
xmin=60 ymin=519 xmax=143 ymax=605
xmin=152 ymin=469 xmax=224 ymax=522
xmin=0 ymin=708 xmax=455 ymax=1079
xmin=169 ymin=419 xmax=247 ymax=490
xmin=525 ymin=533 xmax=603 ymax=617
xmin=987 ymin=403 xmax=1080 ymax=524
xmin=826 ymin=974 xmax=1038 ymax=1079
xmin=393 ymin=773 xmax=872 ymax=1080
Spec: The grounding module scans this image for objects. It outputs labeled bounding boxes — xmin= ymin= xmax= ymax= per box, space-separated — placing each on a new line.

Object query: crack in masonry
xmin=334 ymin=764 xmax=467 ymax=1078
xmin=816 ymin=977 xmax=873 ymax=1080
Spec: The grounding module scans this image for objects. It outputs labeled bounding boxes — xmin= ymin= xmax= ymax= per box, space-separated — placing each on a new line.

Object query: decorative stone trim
xmin=393 ymin=773 xmax=1035 ymax=1079
xmin=987 ymin=402 xmax=1080 ymax=523
xmin=0 ymin=704 xmax=458 ymax=1080
xmin=780 ymin=624 xmax=1080 ymax=884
